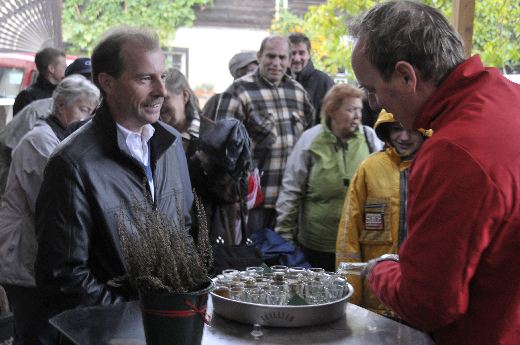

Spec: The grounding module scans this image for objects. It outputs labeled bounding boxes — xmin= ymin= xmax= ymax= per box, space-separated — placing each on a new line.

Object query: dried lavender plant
xmin=117 ymin=192 xmax=212 ymax=294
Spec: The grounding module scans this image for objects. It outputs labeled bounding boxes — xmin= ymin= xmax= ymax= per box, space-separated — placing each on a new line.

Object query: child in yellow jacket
xmin=336 ymin=110 xmax=425 ymax=316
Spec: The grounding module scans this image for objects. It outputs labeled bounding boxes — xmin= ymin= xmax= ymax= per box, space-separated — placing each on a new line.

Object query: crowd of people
xmin=0 ymin=1 xmax=519 ymax=344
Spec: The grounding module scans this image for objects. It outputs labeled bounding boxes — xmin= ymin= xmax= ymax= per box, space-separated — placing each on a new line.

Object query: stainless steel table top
xmin=50 ymin=297 xmax=435 ymax=345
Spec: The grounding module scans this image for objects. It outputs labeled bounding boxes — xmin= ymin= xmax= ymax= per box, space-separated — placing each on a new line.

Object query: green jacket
xmin=275 ymin=119 xmax=382 ymax=253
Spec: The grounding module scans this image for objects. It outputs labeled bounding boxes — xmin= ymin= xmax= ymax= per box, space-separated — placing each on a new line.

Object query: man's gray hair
xmin=349 ymin=0 xmax=465 ymax=85
xmin=91 ymin=27 xmax=160 ymax=94
xmin=52 ymin=75 xmax=100 ymax=113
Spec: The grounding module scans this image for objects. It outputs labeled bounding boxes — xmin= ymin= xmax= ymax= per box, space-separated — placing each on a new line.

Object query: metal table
xmin=50 ymin=297 xmax=435 ymax=345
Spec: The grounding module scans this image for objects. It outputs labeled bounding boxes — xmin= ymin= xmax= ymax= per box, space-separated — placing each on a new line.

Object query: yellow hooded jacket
xmin=336 ymin=111 xmax=412 ymax=316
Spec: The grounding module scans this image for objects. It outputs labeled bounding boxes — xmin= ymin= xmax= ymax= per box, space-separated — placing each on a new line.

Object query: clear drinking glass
xmin=287 ymin=267 xmax=306 ymax=282
xmin=288 ymin=281 xmax=304 ymax=298
xmin=306 ymin=267 xmax=325 ymax=281
xmin=230 ymin=286 xmax=246 ymax=301
xmin=303 ymin=280 xmax=325 ymax=304
xmin=270 ymin=265 xmax=288 ymax=273
xmin=267 ymin=289 xmax=287 ymax=305
xmin=246 ymin=266 xmax=265 ymax=277
xmin=213 ymin=285 xmax=231 ymax=299
xmin=336 ymin=262 xmax=367 ymax=283
xmin=222 ymin=269 xmax=240 ymax=281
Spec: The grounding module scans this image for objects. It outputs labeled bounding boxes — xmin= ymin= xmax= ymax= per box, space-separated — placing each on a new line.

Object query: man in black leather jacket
xmin=34 ymin=28 xmax=193 ymax=343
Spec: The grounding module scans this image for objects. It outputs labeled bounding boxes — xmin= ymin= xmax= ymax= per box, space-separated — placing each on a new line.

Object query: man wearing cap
xmin=12 ymin=47 xmax=67 ymax=116
xmin=228 ymin=51 xmax=258 ymax=80
xmin=63 ymin=57 xmax=92 ymax=79
xmin=0 ymin=58 xmax=94 ymax=195
xmin=215 ymin=35 xmax=314 ymax=232
xmin=288 ymin=32 xmax=334 ymax=123
xmin=202 ymin=51 xmax=258 ymax=120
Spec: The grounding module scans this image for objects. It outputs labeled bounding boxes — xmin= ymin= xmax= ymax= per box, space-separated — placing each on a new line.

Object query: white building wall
xmin=170 ymin=26 xmax=269 ymax=93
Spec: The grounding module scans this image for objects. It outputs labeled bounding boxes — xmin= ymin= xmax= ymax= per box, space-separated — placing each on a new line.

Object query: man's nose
xmin=272 ymin=57 xmax=282 ymax=66
xmin=153 ymin=78 xmax=167 ymax=97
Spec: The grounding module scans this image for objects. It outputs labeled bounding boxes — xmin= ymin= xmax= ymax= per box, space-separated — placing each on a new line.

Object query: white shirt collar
xmin=116 ymin=123 xmax=156 ymax=200
xmin=115 ymin=123 xmax=155 ymax=166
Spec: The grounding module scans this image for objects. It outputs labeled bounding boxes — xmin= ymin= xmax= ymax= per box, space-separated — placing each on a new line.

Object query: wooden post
xmin=55 ymin=0 xmax=63 ymax=48
xmin=452 ymin=0 xmax=476 ymax=57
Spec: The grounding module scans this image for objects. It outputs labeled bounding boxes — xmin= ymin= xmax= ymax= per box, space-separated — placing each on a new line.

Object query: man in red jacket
xmin=350 ymin=1 xmax=520 ymax=344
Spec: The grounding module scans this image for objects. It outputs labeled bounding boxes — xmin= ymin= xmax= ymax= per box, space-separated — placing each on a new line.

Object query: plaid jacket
xmin=215 ymin=71 xmax=315 ymax=207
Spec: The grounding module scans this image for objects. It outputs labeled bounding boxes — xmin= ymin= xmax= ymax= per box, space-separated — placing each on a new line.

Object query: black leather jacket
xmin=13 ymin=75 xmax=56 ymax=115
xmin=35 ymin=101 xmax=193 ymax=313
xmin=294 ymin=60 xmax=334 ymax=124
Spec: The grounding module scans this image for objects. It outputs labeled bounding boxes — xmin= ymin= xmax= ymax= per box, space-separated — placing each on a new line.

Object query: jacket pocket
xmin=244 ymin=110 xmax=276 ymax=149
xmin=360 ymin=198 xmax=392 ymax=244
xmin=290 ymin=111 xmax=306 ymax=137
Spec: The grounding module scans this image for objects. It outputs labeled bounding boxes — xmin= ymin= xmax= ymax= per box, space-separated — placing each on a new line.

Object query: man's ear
xmin=182 ymin=89 xmax=189 ymax=105
xmin=394 ymin=61 xmax=417 ymax=92
xmin=47 ymin=64 xmax=55 ymax=77
xmin=97 ymin=72 xmax=114 ymax=95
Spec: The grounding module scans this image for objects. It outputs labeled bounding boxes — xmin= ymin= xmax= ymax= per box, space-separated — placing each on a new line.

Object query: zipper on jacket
xmin=398 ymin=168 xmax=409 ymax=245
xmin=339 ymin=141 xmax=349 ymax=187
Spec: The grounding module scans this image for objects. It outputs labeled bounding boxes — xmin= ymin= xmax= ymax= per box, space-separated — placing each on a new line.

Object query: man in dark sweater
xmin=12 ymin=47 xmax=66 ymax=115
xmin=288 ymin=32 xmax=334 ymax=123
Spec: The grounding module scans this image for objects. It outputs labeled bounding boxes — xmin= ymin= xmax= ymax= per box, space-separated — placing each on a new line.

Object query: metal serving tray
xmin=210 ymin=283 xmax=353 ymax=327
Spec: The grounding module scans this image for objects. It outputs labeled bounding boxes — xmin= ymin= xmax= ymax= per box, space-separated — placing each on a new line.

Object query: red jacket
xmin=369 ymin=56 xmax=520 ymax=345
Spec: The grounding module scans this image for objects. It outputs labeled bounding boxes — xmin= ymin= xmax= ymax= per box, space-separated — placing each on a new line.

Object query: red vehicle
xmin=0 ymin=53 xmax=38 ymax=99
xmin=0 ymin=52 xmax=76 ymax=100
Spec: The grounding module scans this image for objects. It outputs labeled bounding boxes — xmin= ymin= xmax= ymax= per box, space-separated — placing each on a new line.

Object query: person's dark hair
xmin=35 ymin=47 xmax=65 ymax=75
xmin=258 ymin=35 xmax=290 ymax=56
xmin=288 ymin=32 xmax=311 ymax=52
xmin=349 ymin=0 xmax=465 ymax=85
xmin=91 ymin=27 xmax=160 ymax=94
xmin=164 ymin=69 xmax=201 ymax=125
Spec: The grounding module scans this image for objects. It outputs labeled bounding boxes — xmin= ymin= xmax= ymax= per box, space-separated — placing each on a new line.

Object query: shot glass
xmin=267 ymin=289 xmax=287 ymax=305
xmin=306 ymin=267 xmax=325 ymax=281
xmin=246 ymin=288 xmax=266 ymax=304
xmin=336 ymin=262 xmax=367 ymax=283
xmin=303 ymin=281 xmax=326 ymax=305
xmin=288 ymin=281 xmax=305 ymax=298
xmin=287 ymin=267 xmax=307 ymax=282
xmin=270 ymin=265 xmax=288 ymax=273
xmin=213 ymin=285 xmax=231 ymax=299
xmin=230 ymin=286 xmax=246 ymax=302
xmin=222 ymin=269 xmax=240 ymax=281
xmin=246 ymin=266 xmax=265 ymax=278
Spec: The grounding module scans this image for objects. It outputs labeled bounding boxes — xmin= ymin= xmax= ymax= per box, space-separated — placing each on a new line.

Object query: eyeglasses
xmin=345 ymin=107 xmax=363 ymax=114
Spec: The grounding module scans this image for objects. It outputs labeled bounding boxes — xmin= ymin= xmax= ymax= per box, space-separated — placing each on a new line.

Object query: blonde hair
xmin=321 ymin=83 xmax=363 ymax=119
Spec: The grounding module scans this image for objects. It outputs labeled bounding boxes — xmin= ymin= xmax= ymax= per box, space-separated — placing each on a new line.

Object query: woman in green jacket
xmin=275 ymin=83 xmax=383 ymax=271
